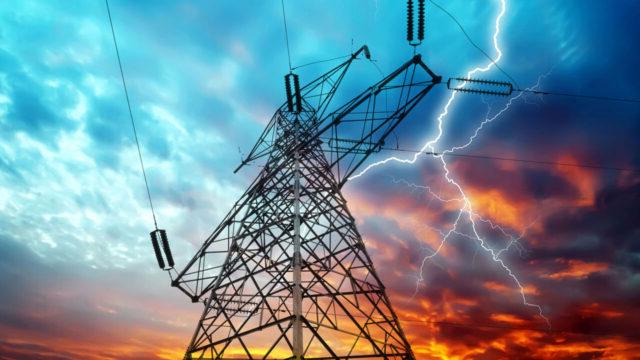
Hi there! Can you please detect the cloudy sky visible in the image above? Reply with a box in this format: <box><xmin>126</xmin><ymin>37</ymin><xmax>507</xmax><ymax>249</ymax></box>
<box><xmin>1</xmin><ymin>0</ymin><xmax>639</xmax><ymax>359</ymax></box>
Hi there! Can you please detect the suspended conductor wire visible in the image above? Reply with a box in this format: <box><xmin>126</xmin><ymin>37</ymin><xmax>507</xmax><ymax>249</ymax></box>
<box><xmin>515</xmin><ymin>88</ymin><xmax>640</xmax><ymax>104</ymax></box>
<box><xmin>429</xmin><ymin>0</ymin><xmax>520</xmax><ymax>89</ymax></box>
<box><xmin>379</xmin><ymin>146</ymin><xmax>640</xmax><ymax>173</ymax></box>
<box><xmin>292</xmin><ymin>54</ymin><xmax>351</xmax><ymax>71</ymax></box>
<box><xmin>280</xmin><ymin>0</ymin><xmax>293</xmax><ymax>72</ymax></box>
<box><xmin>105</xmin><ymin>0</ymin><xmax>158</xmax><ymax>230</ymax></box>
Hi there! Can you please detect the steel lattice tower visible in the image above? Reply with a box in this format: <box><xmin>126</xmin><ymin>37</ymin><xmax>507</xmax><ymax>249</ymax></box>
<box><xmin>157</xmin><ymin>47</ymin><xmax>441</xmax><ymax>359</ymax></box>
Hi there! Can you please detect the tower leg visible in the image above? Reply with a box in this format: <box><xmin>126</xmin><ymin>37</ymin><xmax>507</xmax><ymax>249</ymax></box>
<box><xmin>292</xmin><ymin>119</ymin><xmax>303</xmax><ymax>359</ymax></box>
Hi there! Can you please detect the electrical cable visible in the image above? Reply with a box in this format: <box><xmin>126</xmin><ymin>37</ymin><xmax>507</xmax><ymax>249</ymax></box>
<box><xmin>105</xmin><ymin>0</ymin><xmax>158</xmax><ymax>229</ymax></box>
<box><xmin>515</xmin><ymin>88</ymin><xmax>640</xmax><ymax>104</ymax></box>
<box><xmin>292</xmin><ymin>54</ymin><xmax>352</xmax><ymax>71</ymax></box>
<box><xmin>380</xmin><ymin>146</ymin><xmax>640</xmax><ymax>173</ymax></box>
<box><xmin>315</xmin><ymin>135</ymin><xmax>638</xmax><ymax>172</ymax></box>
<box><xmin>280</xmin><ymin>0</ymin><xmax>293</xmax><ymax>72</ymax></box>
<box><xmin>429</xmin><ymin>0</ymin><xmax>520</xmax><ymax>89</ymax></box>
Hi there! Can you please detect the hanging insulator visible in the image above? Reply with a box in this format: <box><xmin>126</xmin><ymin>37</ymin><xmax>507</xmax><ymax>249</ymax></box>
<box><xmin>293</xmin><ymin>74</ymin><xmax>302</xmax><ymax>113</ymax></box>
<box><xmin>407</xmin><ymin>0</ymin><xmax>414</xmax><ymax>42</ymax></box>
<box><xmin>284</xmin><ymin>75</ymin><xmax>294</xmax><ymax>112</ymax></box>
<box><xmin>417</xmin><ymin>0</ymin><xmax>425</xmax><ymax>41</ymax></box>
<box><xmin>159</xmin><ymin>229</ymin><xmax>175</xmax><ymax>268</ymax></box>
<box><xmin>447</xmin><ymin>77</ymin><xmax>514</xmax><ymax>96</ymax></box>
<box><xmin>150</xmin><ymin>229</ymin><xmax>175</xmax><ymax>269</ymax></box>
<box><xmin>362</xmin><ymin>45</ymin><xmax>371</xmax><ymax>60</ymax></box>
<box><xmin>150</xmin><ymin>230</ymin><xmax>165</xmax><ymax>269</ymax></box>
<box><xmin>285</xmin><ymin>73</ymin><xmax>302</xmax><ymax>114</ymax></box>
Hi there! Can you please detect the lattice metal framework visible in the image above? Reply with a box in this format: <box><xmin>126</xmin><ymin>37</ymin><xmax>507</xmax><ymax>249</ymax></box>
<box><xmin>168</xmin><ymin>47</ymin><xmax>441</xmax><ymax>359</ymax></box>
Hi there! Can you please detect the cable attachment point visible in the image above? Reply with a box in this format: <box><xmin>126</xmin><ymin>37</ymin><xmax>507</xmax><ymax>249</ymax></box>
<box><xmin>447</xmin><ymin>77</ymin><xmax>513</xmax><ymax>96</ymax></box>
<box><xmin>284</xmin><ymin>73</ymin><xmax>302</xmax><ymax>113</ymax></box>
<box><xmin>351</xmin><ymin>45</ymin><xmax>371</xmax><ymax>60</ymax></box>
<box><xmin>407</xmin><ymin>0</ymin><xmax>425</xmax><ymax>46</ymax></box>
<box><xmin>150</xmin><ymin>229</ymin><xmax>175</xmax><ymax>270</ymax></box>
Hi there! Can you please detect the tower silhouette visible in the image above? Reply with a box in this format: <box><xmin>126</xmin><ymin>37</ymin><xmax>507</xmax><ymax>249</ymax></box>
<box><xmin>162</xmin><ymin>47</ymin><xmax>441</xmax><ymax>359</ymax></box>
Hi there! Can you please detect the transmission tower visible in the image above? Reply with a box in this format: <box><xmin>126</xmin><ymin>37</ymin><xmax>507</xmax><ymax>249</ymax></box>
<box><xmin>142</xmin><ymin>2</ymin><xmax>441</xmax><ymax>358</ymax></box>
<box><xmin>150</xmin><ymin>44</ymin><xmax>442</xmax><ymax>359</ymax></box>
<box><xmin>104</xmin><ymin>0</ymin><xmax>569</xmax><ymax>357</ymax></box>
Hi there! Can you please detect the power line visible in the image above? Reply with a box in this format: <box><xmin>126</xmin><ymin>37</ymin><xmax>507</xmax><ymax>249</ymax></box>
<box><xmin>515</xmin><ymin>88</ymin><xmax>640</xmax><ymax>104</ymax></box>
<box><xmin>292</xmin><ymin>54</ymin><xmax>351</xmax><ymax>71</ymax></box>
<box><xmin>379</xmin><ymin>146</ymin><xmax>639</xmax><ymax>173</ymax></box>
<box><xmin>105</xmin><ymin>0</ymin><xmax>158</xmax><ymax>229</ymax></box>
<box><xmin>280</xmin><ymin>0</ymin><xmax>293</xmax><ymax>72</ymax></box>
<box><xmin>290</xmin><ymin>137</ymin><xmax>639</xmax><ymax>173</ymax></box>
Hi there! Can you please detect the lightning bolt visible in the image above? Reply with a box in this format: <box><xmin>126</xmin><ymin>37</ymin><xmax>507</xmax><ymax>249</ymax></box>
<box><xmin>389</xmin><ymin>175</ymin><xmax>538</xmax><ymax>304</ymax></box>
<box><xmin>352</xmin><ymin>0</ymin><xmax>551</xmax><ymax>326</ymax></box>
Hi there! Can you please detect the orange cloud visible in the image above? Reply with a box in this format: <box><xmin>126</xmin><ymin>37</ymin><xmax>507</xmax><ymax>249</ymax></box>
<box><xmin>577</xmin><ymin>303</ymin><xmax>624</xmax><ymax>319</ymax></box>
<box><xmin>490</xmin><ymin>313</ymin><xmax>527</xmax><ymax>325</ymax></box>
<box><xmin>484</xmin><ymin>281</ymin><xmax>539</xmax><ymax>296</ymax></box>
<box><xmin>466</xmin><ymin>188</ymin><xmax>530</xmax><ymax>231</ymax></box>
<box><xmin>554</xmin><ymin>154</ymin><xmax>597</xmax><ymax>207</ymax></box>
<box><xmin>484</xmin><ymin>281</ymin><xmax>510</xmax><ymax>294</ymax></box>
<box><xmin>544</xmin><ymin>259</ymin><xmax>608</xmax><ymax>280</ymax></box>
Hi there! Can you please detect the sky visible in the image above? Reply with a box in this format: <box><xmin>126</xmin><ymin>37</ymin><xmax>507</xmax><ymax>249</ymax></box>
<box><xmin>0</xmin><ymin>0</ymin><xmax>639</xmax><ymax>359</ymax></box>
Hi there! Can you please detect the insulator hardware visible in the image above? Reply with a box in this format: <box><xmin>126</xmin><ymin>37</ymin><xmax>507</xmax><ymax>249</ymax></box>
<box><xmin>407</xmin><ymin>0</ymin><xmax>425</xmax><ymax>45</ymax></box>
<box><xmin>351</xmin><ymin>45</ymin><xmax>371</xmax><ymax>60</ymax></box>
<box><xmin>284</xmin><ymin>76</ymin><xmax>294</xmax><ymax>112</ymax></box>
<box><xmin>329</xmin><ymin>138</ymin><xmax>383</xmax><ymax>155</ymax></box>
<box><xmin>211</xmin><ymin>295</ymin><xmax>260</xmax><ymax>315</ymax></box>
<box><xmin>284</xmin><ymin>73</ymin><xmax>302</xmax><ymax>114</ymax></box>
<box><xmin>150</xmin><ymin>230</ymin><xmax>164</xmax><ymax>269</ymax></box>
<box><xmin>418</xmin><ymin>0</ymin><xmax>425</xmax><ymax>41</ymax></box>
<box><xmin>293</xmin><ymin>74</ymin><xmax>302</xmax><ymax>113</ymax></box>
<box><xmin>446</xmin><ymin>77</ymin><xmax>514</xmax><ymax>96</ymax></box>
<box><xmin>407</xmin><ymin>0</ymin><xmax>414</xmax><ymax>42</ymax></box>
<box><xmin>150</xmin><ymin>229</ymin><xmax>175</xmax><ymax>270</ymax></box>
<box><xmin>362</xmin><ymin>45</ymin><xmax>371</xmax><ymax>59</ymax></box>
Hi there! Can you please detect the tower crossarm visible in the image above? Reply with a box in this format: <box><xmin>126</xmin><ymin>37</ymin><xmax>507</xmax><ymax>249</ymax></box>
<box><xmin>294</xmin><ymin>54</ymin><xmax>441</xmax><ymax>187</ymax></box>
<box><xmin>234</xmin><ymin>46</ymin><xmax>372</xmax><ymax>174</ymax></box>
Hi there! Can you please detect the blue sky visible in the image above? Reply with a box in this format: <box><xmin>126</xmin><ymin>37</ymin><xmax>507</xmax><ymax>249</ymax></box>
<box><xmin>0</xmin><ymin>0</ymin><xmax>519</xmax><ymax>268</ymax></box>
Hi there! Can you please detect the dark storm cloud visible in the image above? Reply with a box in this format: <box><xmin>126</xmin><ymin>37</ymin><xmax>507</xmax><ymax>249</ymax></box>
<box><xmin>508</xmin><ymin>181</ymin><xmax>640</xmax><ymax>340</ymax></box>
<box><xmin>536</xmin><ymin>182</ymin><xmax>640</xmax><ymax>263</ymax></box>
<box><xmin>447</xmin><ymin>158</ymin><xmax>582</xmax><ymax>202</ymax></box>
